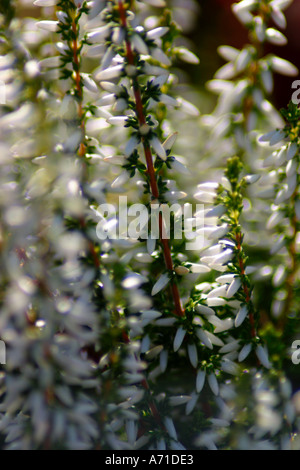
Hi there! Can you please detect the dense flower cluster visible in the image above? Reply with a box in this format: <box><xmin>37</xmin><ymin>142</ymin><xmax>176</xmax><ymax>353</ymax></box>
<box><xmin>0</xmin><ymin>0</ymin><xmax>299</xmax><ymax>450</ymax></box>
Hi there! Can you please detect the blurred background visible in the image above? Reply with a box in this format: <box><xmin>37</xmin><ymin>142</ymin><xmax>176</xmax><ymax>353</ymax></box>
<box><xmin>176</xmin><ymin>0</ymin><xmax>300</xmax><ymax>111</ymax></box>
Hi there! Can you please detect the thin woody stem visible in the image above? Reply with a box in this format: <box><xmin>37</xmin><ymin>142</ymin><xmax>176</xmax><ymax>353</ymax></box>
<box><xmin>118</xmin><ymin>0</ymin><xmax>184</xmax><ymax>318</ymax></box>
<box><xmin>71</xmin><ymin>18</ymin><xmax>86</xmax><ymax>157</ymax></box>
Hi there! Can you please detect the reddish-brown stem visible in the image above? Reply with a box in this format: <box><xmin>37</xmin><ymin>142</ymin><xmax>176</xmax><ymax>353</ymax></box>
<box><xmin>118</xmin><ymin>0</ymin><xmax>184</xmax><ymax>318</ymax></box>
<box><xmin>72</xmin><ymin>19</ymin><xmax>86</xmax><ymax>157</ymax></box>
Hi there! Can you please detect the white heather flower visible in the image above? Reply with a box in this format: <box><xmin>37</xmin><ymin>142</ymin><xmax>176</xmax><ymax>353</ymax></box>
<box><xmin>238</xmin><ymin>343</ymin><xmax>252</xmax><ymax>362</ymax></box>
<box><xmin>207</xmin><ymin>224</ymin><xmax>229</xmax><ymax>240</ymax></box>
<box><xmin>131</xmin><ymin>34</ymin><xmax>148</xmax><ymax>55</ymax></box>
<box><xmin>208</xmin><ymin>373</ymin><xmax>219</xmax><ymax>396</ymax></box>
<box><xmin>244</xmin><ymin>174</ymin><xmax>260</xmax><ymax>184</ymax></box>
<box><xmin>162</xmin><ymin>132</ymin><xmax>178</xmax><ymax>151</ymax></box>
<box><xmin>211</xmin><ymin>248</ymin><xmax>234</xmax><ymax>266</ymax></box>
<box><xmin>218</xmin><ymin>45</ymin><xmax>240</xmax><ymax>61</ymax></box>
<box><xmin>196</xmin><ymin>328</ymin><xmax>213</xmax><ymax>350</ymax></box>
<box><xmin>226</xmin><ymin>277</ymin><xmax>242</xmax><ymax>298</ymax></box>
<box><xmin>34</xmin><ymin>0</ymin><xmax>57</xmax><ymax>5</ymax></box>
<box><xmin>124</xmin><ymin>136</ymin><xmax>139</xmax><ymax>157</ymax></box>
<box><xmin>205</xmin><ymin>205</ymin><xmax>227</xmax><ymax>218</ymax></box>
<box><xmin>125</xmin><ymin>64</ymin><xmax>138</xmax><ymax>77</ymax></box>
<box><xmin>160</xmin><ymin>94</ymin><xmax>178</xmax><ymax>107</ymax></box>
<box><xmin>140</xmin><ymin>335</ymin><xmax>151</xmax><ymax>353</ymax></box>
<box><xmin>256</xmin><ymin>345</ymin><xmax>272</xmax><ymax>369</ymax></box>
<box><xmin>286</xmin><ymin>159</ymin><xmax>297</xmax><ymax>178</ymax></box>
<box><xmin>36</xmin><ymin>20</ymin><xmax>59</xmax><ymax>32</ymax></box>
<box><xmin>169</xmin><ymin>395</ymin><xmax>191</xmax><ymax>406</ymax></box>
<box><xmin>39</xmin><ymin>56</ymin><xmax>60</xmax><ymax>68</ymax></box>
<box><xmin>164</xmin><ymin>417</ymin><xmax>177</xmax><ymax>440</ymax></box>
<box><xmin>187</xmin><ymin>343</ymin><xmax>198</xmax><ymax>368</ymax></box>
<box><xmin>143</xmin><ymin>63</ymin><xmax>169</xmax><ymax>77</ymax></box>
<box><xmin>271</xmin><ymin>7</ymin><xmax>287</xmax><ymax>29</ymax></box>
<box><xmin>206</xmin><ymin>297</ymin><xmax>227</xmax><ymax>307</ymax></box>
<box><xmin>235</xmin><ymin>48</ymin><xmax>252</xmax><ymax>72</ymax></box>
<box><xmin>234</xmin><ymin>0</ymin><xmax>257</xmax><ymax>11</ymax></box>
<box><xmin>146</xmin><ymin>27</ymin><xmax>169</xmax><ymax>40</ymax></box>
<box><xmin>190</xmin><ymin>263</ymin><xmax>211</xmax><ymax>274</ymax></box>
<box><xmin>207</xmin><ymin>79</ymin><xmax>234</xmax><ymax>94</ymax></box>
<box><xmin>170</xmin><ymin>440</ymin><xmax>186</xmax><ymax>451</ymax></box>
<box><xmin>270</xmin><ymin>0</ymin><xmax>293</xmax><ymax>9</ymax></box>
<box><xmin>173</xmin><ymin>326</ymin><xmax>186</xmax><ymax>352</ymax></box>
<box><xmin>232</xmin><ymin>4</ymin><xmax>253</xmax><ymax>24</ymax></box>
<box><xmin>147</xmin><ymin>237</ymin><xmax>156</xmax><ymax>255</ymax></box>
<box><xmin>221</xmin><ymin>358</ymin><xmax>239</xmax><ymax>375</ymax></box>
<box><xmin>265</xmin><ymin>28</ymin><xmax>287</xmax><ymax>45</ymax></box>
<box><xmin>235</xmin><ymin>305</ymin><xmax>248</xmax><ymax>327</ymax></box>
<box><xmin>126</xmin><ymin>420</ymin><xmax>138</xmax><ymax>445</ymax></box>
<box><xmin>87</xmin><ymin>26</ymin><xmax>111</xmax><ymax>43</ymax></box>
<box><xmin>151</xmin><ymin>48</ymin><xmax>171</xmax><ymax>66</ymax></box>
<box><xmin>194</xmin><ymin>190</ymin><xmax>216</xmax><ymax>204</ymax></box>
<box><xmin>270</xmin><ymin>234</ymin><xmax>285</xmax><ymax>254</ymax></box>
<box><xmin>107</xmin><ymin>116</ymin><xmax>128</xmax><ymax>126</ymax></box>
<box><xmin>175</xmin><ymin>47</ymin><xmax>200</xmax><ymax>64</ymax></box>
<box><xmin>175</xmin><ymin>266</ymin><xmax>190</xmax><ymax>276</ymax></box>
<box><xmin>287</xmin><ymin>142</ymin><xmax>298</xmax><ymax>160</ymax></box>
<box><xmin>143</xmin><ymin>0</ymin><xmax>166</xmax><ymax>6</ymax></box>
<box><xmin>216</xmin><ymin>274</ymin><xmax>236</xmax><ymax>284</ymax></box>
<box><xmin>207</xmin><ymin>285</ymin><xmax>228</xmax><ymax>298</ymax></box>
<box><xmin>270</xmin><ymin>56</ymin><xmax>298</xmax><ymax>76</ymax></box>
<box><xmin>220</xmin><ymin>339</ymin><xmax>240</xmax><ymax>354</ymax></box>
<box><xmin>100</xmin><ymin>81</ymin><xmax>122</xmax><ymax>94</ymax></box>
<box><xmin>151</xmin><ymin>273</ymin><xmax>170</xmax><ymax>296</ymax></box>
<box><xmin>111</xmin><ymin>170</ymin><xmax>130</xmax><ymax>189</ymax></box>
<box><xmin>156</xmin><ymin>439</ymin><xmax>166</xmax><ymax>450</ymax></box>
<box><xmin>24</xmin><ymin>60</ymin><xmax>40</xmax><ymax>78</ymax></box>
<box><xmin>85</xmin><ymin>46</ymin><xmax>104</xmax><ymax>62</ymax></box>
<box><xmin>205</xmin><ymin>331</ymin><xmax>224</xmax><ymax>347</ymax></box>
<box><xmin>94</xmin><ymin>64</ymin><xmax>123</xmax><ymax>82</ymax></box>
<box><xmin>150</xmin><ymin>136</ymin><xmax>167</xmax><ymax>160</ymax></box>
<box><xmin>171</xmin><ymin>158</ymin><xmax>190</xmax><ymax>175</ymax></box>
<box><xmin>186</xmin><ymin>392</ymin><xmax>199</xmax><ymax>415</ymax></box>
<box><xmin>177</xmin><ymin>97</ymin><xmax>200</xmax><ymax>117</ymax></box>
<box><xmin>141</xmin><ymin>310</ymin><xmax>162</xmax><ymax>321</ymax></box>
<box><xmin>254</xmin><ymin>16</ymin><xmax>265</xmax><ymax>42</ymax></box>
<box><xmin>270</xmin><ymin>130</ymin><xmax>286</xmax><ymax>146</ymax></box>
<box><xmin>261</xmin><ymin>67</ymin><xmax>274</xmax><ymax>94</ymax></box>
<box><xmin>195</xmin><ymin>304</ymin><xmax>215</xmax><ymax>316</ymax></box>
<box><xmin>159</xmin><ymin>350</ymin><xmax>168</xmax><ymax>372</ymax></box>
<box><xmin>196</xmin><ymin>370</ymin><xmax>206</xmax><ymax>393</ymax></box>
<box><xmin>273</xmin><ymin>265</ymin><xmax>286</xmax><ymax>287</ymax></box>
<box><xmin>82</xmin><ymin>74</ymin><xmax>98</xmax><ymax>94</ymax></box>
<box><xmin>112</xmin><ymin>27</ymin><xmax>125</xmax><ymax>45</ymax></box>
<box><xmin>145</xmin><ymin>345</ymin><xmax>164</xmax><ymax>360</ymax></box>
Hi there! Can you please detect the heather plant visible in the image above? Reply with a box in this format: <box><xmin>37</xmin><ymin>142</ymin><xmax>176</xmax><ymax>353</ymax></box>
<box><xmin>0</xmin><ymin>0</ymin><xmax>299</xmax><ymax>451</ymax></box>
